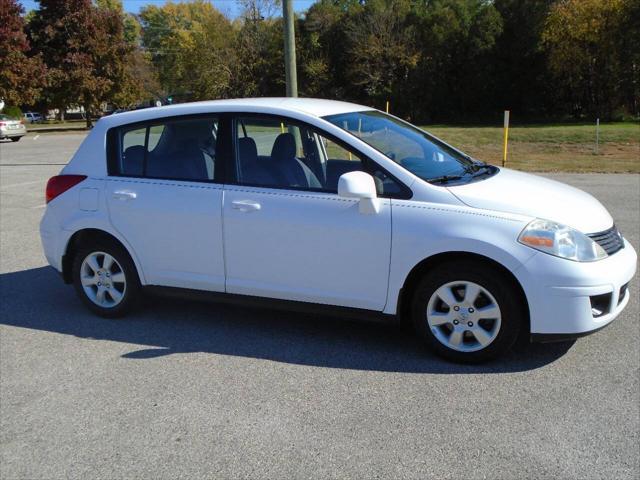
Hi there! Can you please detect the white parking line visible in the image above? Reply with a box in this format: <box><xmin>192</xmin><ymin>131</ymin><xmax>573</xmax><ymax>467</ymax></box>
<box><xmin>30</xmin><ymin>204</ymin><xmax>46</xmax><ymax>209</ymax></box>
<box><xmin>0</xmin><ymin>179</ymin><xmax>43</xmax><ymax>190</ymax></box>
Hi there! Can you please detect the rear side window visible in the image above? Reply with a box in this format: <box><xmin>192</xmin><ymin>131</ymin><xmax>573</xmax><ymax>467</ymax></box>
<box><xmin>110</xmin><ymin>116</ymin><xmax>219</xmax><ymax>182</ymax></box>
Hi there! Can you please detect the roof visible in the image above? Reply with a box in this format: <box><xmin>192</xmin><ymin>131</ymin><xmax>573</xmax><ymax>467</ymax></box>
<box><xmin>99</xmin><ymin>97</ymin><xmax>374</xmax><ymax>128</ymax></box>
<box><xmin>189</xmin><ymin>97</ymin><xmax>374</xmax><ymax>117</ymax></box>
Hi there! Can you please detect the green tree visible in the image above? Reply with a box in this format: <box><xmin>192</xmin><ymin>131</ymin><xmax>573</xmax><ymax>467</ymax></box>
<box><xmin>299</xmin><ymin>0</ymin><xmax>360</xmax><ymax>99</ymax></box>
<box><xmin>93</xmin><ymin>3</ymin><xmax>145</xmax><ymax>112</ymax></box>
<box><xmin>617</xmin><ymin>0</ymin><xmax>640</xmax><ymax>117</ymax></box>
<box><xmin>491</xmin><ymin>0</ymin><xmax>555</xmax><ymax>117</ymax></box>
<box><xmin>139</xmin><ymin>1</ymin><xmax>237</xmax><ymax>100</ymax></box>
<box><xmin>94</xmin><ymin>0</ymin><xmax>142</xmax><ymax>45</ymax></box>
<box><xmin>542</xmin><ymin>0</ymin><xmax>628</xmax><ymax>118</ymax></box>
<box><xmin>232</xmin><ymin>0</ymin><xmax>285</xmax><ymax>97</ymax></box>
<box><xmin>298</xmin><ymin>0</ymin><xmax>503</xmax><ymax>121</ymax></box>
<box><xmin>408</xmin><ymin>0</ymin><xmax>503</xmax><ymax>121</ymax></box>
<box><xmin>0</xmin><ymin>0</ymin><xmax>46</xmax><ymax>107</ymax></box>
<box><xmin>342</xmin><ymin>0</ymin><xmax>420</xmax><ymax>111</ymax></box>
<box><xmin>96</xmin><ymin>0</ymin><xmax>160</xmax><ymax>104</ymax></box>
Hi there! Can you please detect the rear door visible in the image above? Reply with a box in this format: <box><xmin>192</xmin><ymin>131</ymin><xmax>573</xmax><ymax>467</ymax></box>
<box><xmin>105</xmin><ymin>114</ymin><xmax>227</xmax><ymax>291</ymax></box>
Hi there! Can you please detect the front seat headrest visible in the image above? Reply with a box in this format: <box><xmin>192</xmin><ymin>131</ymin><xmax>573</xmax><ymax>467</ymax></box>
<box><xmin>271</xmin><ymin>133</ymin><xmax>296</xmax><ymax>162</ymax></box>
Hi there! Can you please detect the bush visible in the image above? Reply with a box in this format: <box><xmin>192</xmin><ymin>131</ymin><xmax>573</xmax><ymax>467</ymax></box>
<box><xmin>2</xmin><ymin>105</ymin><xmax>23</xmax><ymax>119</ymax></box>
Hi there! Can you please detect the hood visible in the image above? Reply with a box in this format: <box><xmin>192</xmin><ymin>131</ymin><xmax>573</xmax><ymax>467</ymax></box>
<box><xmin>447</xmin><ymin>168</ymin><xmax>613</xmax><ymax>234</ymax></box>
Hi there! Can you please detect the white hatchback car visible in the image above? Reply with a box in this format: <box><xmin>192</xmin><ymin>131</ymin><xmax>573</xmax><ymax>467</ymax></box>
<box><xmin>40</xmin><ymin>98</ymin><xmax>636</xmax><ymax>362</ymax></box>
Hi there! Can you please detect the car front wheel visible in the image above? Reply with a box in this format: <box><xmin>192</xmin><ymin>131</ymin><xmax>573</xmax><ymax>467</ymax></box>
<box><xmin>411</xmin><ymin>261</ymin><xmax>523</xmax><ymax>363</ymax></box>
<box><xmin>72</xmin><ymin>241</ymin><xmax>140</xmax><ymax>317</ymax></box>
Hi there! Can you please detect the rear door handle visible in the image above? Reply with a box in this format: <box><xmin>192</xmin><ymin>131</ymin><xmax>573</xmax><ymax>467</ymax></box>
<box><xmin>112</xmin><ymin>190</ymin><xmax>137</xmax><ymax>201</ymax></box>
<box><xmin>231</xmin><ymin>200</ymin><xmax>261</xmax><ymax>212</ymax></box>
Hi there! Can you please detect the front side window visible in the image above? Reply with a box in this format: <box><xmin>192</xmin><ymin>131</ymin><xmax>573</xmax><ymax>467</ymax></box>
<box><xmin>235</xmin><ymin>116</ymin><xmax>327</xmax><ymax>190</ymax></box>
<box><xmin>234</xmin><ymin>116</ymin><xmax>405</xmax><ymax>196</ymax></box>
<box><xmin>113</xmin><ymin>116</ymin><xmax>219</xmax><ymax>182</ymax></box>
<box><xmin>324</xmin><ymin>110</ymin><xmax>497</xmax><ymax>185</ymax></box>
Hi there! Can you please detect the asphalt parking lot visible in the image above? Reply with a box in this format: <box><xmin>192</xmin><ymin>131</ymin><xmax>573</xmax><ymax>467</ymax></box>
<box><xmin>1</xmin><ymin>132</ymin><xmax>639</xmax><ymax>479</ymax></box>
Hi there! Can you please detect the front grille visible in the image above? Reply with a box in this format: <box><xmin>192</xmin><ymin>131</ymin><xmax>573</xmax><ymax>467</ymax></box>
<box><xmin>587</xmin><ymin>225</ymin><xmax>624</xmax><ymax>255</ymax></box>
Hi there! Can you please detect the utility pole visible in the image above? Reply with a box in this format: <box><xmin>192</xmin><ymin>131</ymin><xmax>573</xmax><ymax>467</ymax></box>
<box><xmin>282</xmin><ymin>0</ymin><xmax>298</xmax><ymax>97</ymax></box>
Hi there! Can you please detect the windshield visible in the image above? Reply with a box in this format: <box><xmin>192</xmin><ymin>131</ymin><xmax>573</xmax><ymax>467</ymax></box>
<box><xmin>323</xmin><ymin>110</ymin><xmax>495</xmax><ymax>184</ymax></box>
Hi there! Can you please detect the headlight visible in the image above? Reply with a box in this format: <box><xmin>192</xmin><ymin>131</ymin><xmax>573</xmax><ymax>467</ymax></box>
<box><xmin>518</xmin><ymin>218</ymin><xmax>607</xmax><ymax>262</ymax></box>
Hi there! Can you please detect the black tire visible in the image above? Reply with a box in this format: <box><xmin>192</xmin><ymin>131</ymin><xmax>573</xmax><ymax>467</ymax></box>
<box><xmin>10</xmin><ymin>137</ymin><xmax>21</xmax><ymax>142</ymax></box>
<box><xmin>72</xmin><ymin>239</ymin><xmax>140</xmax><ymax>318</ymax></box>
<box><xmin>411</xmin><ymin>260</ymin><xmax>524</xmax><ymax>363</ymax></box>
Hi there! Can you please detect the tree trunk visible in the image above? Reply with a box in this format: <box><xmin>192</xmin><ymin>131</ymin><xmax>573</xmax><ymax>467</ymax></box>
<box><xmin>85</xmin><ymin>105</ymin><xmax>92</xmax><ymax>129</ymax></box>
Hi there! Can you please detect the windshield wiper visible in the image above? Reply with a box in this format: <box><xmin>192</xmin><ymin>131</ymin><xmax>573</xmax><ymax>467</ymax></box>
<box><xmin>427</xmin><ymin>174</ymin><xmax>466</xmax><ymax>184</ymax></box>
<box><xmin>429</xmin><ymin>163</ymin><xmax>494</xmax><ymax>184</ymax></box>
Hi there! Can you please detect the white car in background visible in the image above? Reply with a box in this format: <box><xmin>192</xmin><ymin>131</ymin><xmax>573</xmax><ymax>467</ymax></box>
<box><xmin>0</xmin><ymin>114</ymin><xmax>27</xmax><ymax>142</ymax></box>
<box><xmin>39</xmin><ymin>98</ymin><xmax>636</xmax><ymax>362</ymax></box>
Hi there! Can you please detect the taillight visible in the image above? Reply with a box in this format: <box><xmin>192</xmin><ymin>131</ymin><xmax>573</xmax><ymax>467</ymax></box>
<box><xmin>45</xmin><ymin>175</ymin><xmax>87</xmax><ymax>204</ymax></box>
<box><xmin>0</xmin><ymin>122</ymin><xmax>5</xmax><ymax>127</ymax></box>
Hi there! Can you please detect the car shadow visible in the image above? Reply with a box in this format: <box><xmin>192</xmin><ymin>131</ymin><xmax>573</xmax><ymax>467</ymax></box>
<box><xmin>0</xmin><ymin>267</ymin><xmax>574</xmax><ymax>373</ymax></box>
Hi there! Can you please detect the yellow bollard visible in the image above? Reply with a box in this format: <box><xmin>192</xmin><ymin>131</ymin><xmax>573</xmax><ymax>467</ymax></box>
<box><xmin>386</xmin><ymin>101</ymin><xmax>390</xmax><ymax>114</ymax></box>
<box><xmin>502</xmin><ymin>110</ymin><xmax>510</xmax><ymax>167</ymax></box>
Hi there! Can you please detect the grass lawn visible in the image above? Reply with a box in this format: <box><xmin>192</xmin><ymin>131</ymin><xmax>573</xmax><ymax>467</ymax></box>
<box><xmin>422</xmin><ymin>122</ymin><xmax>639</xmax><ymax>173</ymax></box>
<box><xmin>27</xmin><ymin>120</ymin><xmax>87</xmax><ymax>131</ymax></box>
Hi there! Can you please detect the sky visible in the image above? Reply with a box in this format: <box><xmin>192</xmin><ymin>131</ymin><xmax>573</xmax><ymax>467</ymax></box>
<box><xmin>20</xmin><ymin>0</ymin><xmax>317</xmax><ymax>18</ymax></box>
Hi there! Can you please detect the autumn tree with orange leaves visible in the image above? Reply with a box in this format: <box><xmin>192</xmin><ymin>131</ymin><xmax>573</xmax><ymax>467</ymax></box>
<box><xmin>0</xmin><ymin>0</ymin><xmax>46</xmax><ymax>108</ymax></box>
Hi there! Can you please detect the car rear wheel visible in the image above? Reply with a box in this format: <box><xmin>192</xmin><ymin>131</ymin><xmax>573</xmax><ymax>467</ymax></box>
<box><xmin>10</xmin><ymin>137</ymin><xmax>21</xmax><ymax>142</ymax></box>
<box><xmin>72</xmin><ymin>241</ymin><xmax>140</xmax><ymax>317</ymax></box>
<box><xmin>411</xmin><ymin>261</ymin><xmax>523</xmax><ymax>363</ymax></box>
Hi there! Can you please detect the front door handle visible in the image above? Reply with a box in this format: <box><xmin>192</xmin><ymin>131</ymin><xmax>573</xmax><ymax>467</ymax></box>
<box><xmin>231</xmin><ymin>200</ymin><xmax>261</xmax><ymax>212</ymax></box>
<box><xmin>112</xmin><ymin>190</ymin><xmax>137</xmax><ymax>201</ymax></box>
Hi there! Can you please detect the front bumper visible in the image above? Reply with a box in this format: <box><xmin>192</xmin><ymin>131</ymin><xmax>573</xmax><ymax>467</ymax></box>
<box><xmin>516</xmin><ymin>238</ymin><xmax>637</xmax><ymax>340</ymax></box>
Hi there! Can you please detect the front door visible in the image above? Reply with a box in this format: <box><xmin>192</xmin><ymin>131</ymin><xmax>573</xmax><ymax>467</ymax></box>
<box><xmin>223</xmin><ymin>114</ymin><xmax>392</xmax><ymax>310</ymax></box>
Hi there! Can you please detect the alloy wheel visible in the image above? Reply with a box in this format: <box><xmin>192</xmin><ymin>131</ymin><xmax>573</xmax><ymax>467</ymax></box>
<box><xmin>426</xmin><ymin>280</ymin><xmax>502</xmax><ymax>352</ymax></box>
<box><xmin>80</xmin><ymin>251</ymin><xmax>127</xmax><ymax>308</ymax></box>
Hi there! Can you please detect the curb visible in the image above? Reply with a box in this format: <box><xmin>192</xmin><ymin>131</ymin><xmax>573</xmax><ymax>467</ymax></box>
<box><xmin>26</xmin><ymin>126</ymin><xmax>89</xmax><ymax>133</ymax></box>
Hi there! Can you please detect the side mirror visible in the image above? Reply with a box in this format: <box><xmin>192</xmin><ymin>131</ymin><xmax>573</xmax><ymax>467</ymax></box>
<box><xmin>338</xmin><ymin>171</ymin><xmax>380</xmax><ymax>214</ymax></box>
